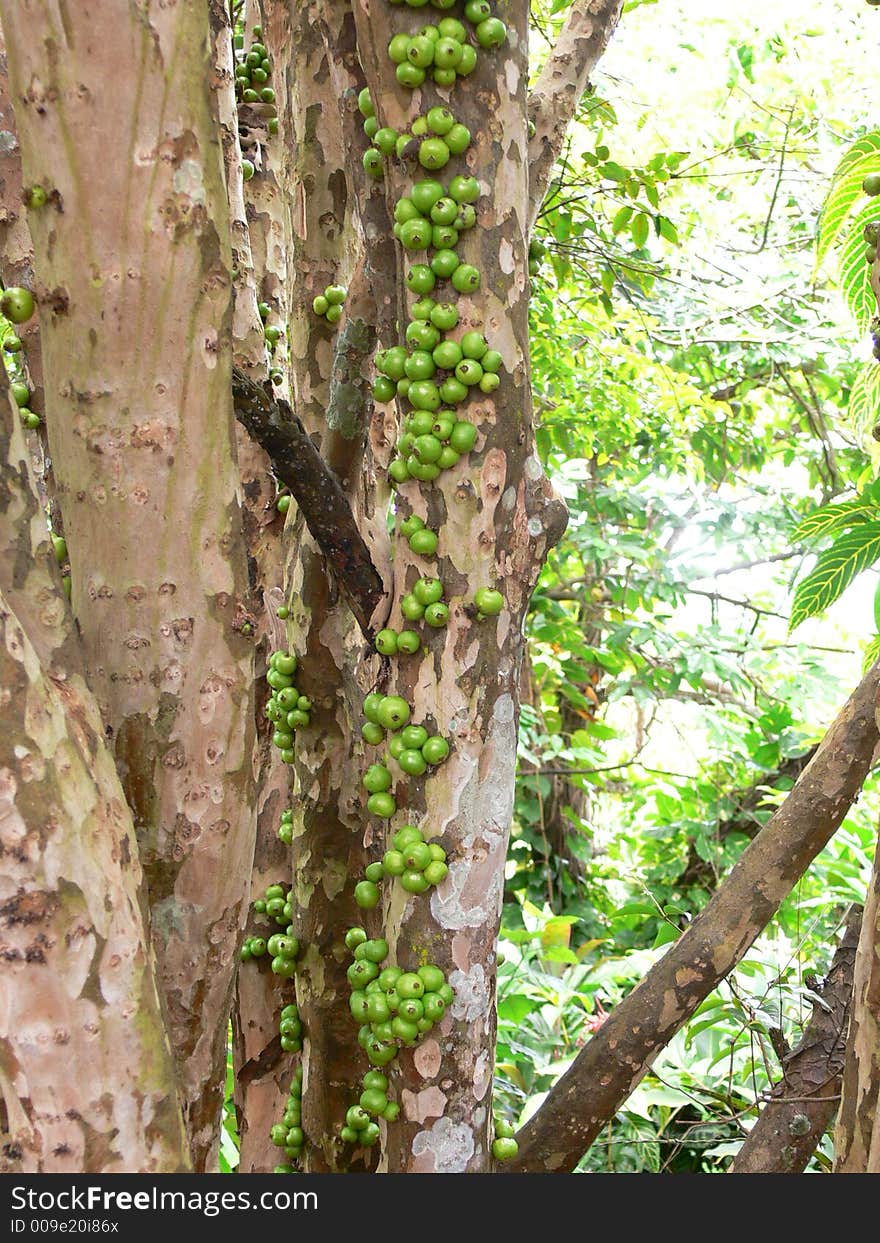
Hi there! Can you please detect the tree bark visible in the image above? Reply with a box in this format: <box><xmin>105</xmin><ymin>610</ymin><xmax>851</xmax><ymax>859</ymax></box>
<box><xmin>507</xmin><ymin>659</ymin><xmax>880</xmax><ymax>1172</ymax></box>
<box><xmin>729</xmin><ymin>905</ymin><xmax>860</xmax><ymax>1173</ymax></box>
<box><xmin>0</xmin><ymin>0</ymin><xmax>257</xmax><ymax>1168</ymax></box>
<box><xmin>834</xmin><ymin>831</ymin><xmax>880</xmax><ymax>1171</ymax></box>
<box><xmin>0</xmin><ymin>373</ymin><xmax>190</xmax><ymax>1173</ymax></box>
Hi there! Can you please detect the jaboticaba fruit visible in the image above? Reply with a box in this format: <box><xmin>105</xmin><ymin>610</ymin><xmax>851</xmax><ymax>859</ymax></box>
<box><xmin>0</xmin><ymin>287</ymin><xmax>35</xmax><ymax>324</ymax></box>
<box><xmin>864</xmin><ymin>172</ymin><xmax>880</xmax><ymax>197</ymax></box>
<box><xmin>474</xmin><ymin>587</ymin><xmax>504</xmax><ymax>616</ymax></box>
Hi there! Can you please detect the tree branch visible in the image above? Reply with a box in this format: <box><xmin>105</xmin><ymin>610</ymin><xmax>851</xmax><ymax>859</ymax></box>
<box><xmin>231</xmin><ymin>365</ymin><xmax>385</xmax><ymax>637</ymax></box>
<box><xmin>504</xmin><ymin>659</ymin><xmax>880</xmax><ymax>1172</ymax></box>
<box><xmin>729</xmin><ymin>905</ymin><xmax>861</xmax><ymax>1173</ymax></box>
<box><xmin>527</xmin><ymin>0</ymin><xmax>624</xmax><ymax>231</ymax></box>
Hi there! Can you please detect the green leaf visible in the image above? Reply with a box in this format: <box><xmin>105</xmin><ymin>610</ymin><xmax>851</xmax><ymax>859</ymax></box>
<box><xmin>631</xmin><ymin>212</ymin><xmax>650</xmax><ymax>248</ymax></box>
<box><xmin>790</xmin><ymin>521</ymin><xmax>880</xmax><ymax>631</ymax></box>
<box><xmin>816</xmin><ymin>131</ymin><xmax>880</xmax><ymax>268</ymax></box>
<box><xmin>848</xmin><ymin>360</ymin><xmax>880</xmax><ymax>444</ymax></box>
<box><xmin>793</xmin><ymin>497</ymin><xmax>880</xmax><ymax>542</ymax></box>
<box><xmin>612</xmin><ymin>206</ymin><xmax>634</xmax><ymax>235</ymax></box>
<box><xmin>839</xmin><ymin>206</ymin><xmax>880</xmax><ymax>332</ymax></box>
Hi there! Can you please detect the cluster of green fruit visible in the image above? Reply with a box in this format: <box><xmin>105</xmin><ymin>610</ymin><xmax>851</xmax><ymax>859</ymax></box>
<box><xmin>271</xmin><ymin>1065</ymin><xmax>304</xmax><ymax>1172</ymax></box>
<box><xmin>2</xmin><ymin>289</ymin><xmax>39</xmax><ymax>427</ymax></box>
<box><xmin>344</xmin><ymin>925</ymin><xmax>455</xmax><ymax>1069</ymax></box>
<box><xmin>312</xmin><ymin>283</ymin><xmax>347</xmax><ymax>325</ymax></box>
<box><xmin>233</xmin><ymin>24</ymin><xmax>279</xmax><ymax>150</ymax></box>
<box><xmin>257</xmin><ymin>299</ymin><xmax>285</xmax><ymax>360</ymax></box>
<box><xmin>379</xmin><ymin>575</ymin><xmax>450</xmax><ymax>642</ymax></box>
<box><xmin>265</xmin><ymin>649</ymin><xmax>311</xmax><ymax>762</ymax></box>
<box><xmin>278</xmin><ymin>1000</ymin><xmax>303</xmax><ymax>1055</ymax></box>
<box><xmin>864</xmin><ymin>220</ymin><xmax>879</xmax><ymax>265</ymax></box>
<box><xmin>361</xmin><ymin>96</ymin><xmax>473</xmax><ymax>177</ymax></box>
<box><xmin>383</xmin><ymin>7</ymin><xmax>506</xmax><ymax>92</ymax></box>
<box><xmin>278</xmin><ymin>806</ymin><xmax>294</xmax><ymax>845</ymax></box>
<box><xmin>357</xmin><ymin>695</ymin><xmax>450</xmax><ymax>822</ymax></box>
<box><xmin>339</xmin><ymin>1069</ymin><xmax>400</xmax><ymax>1148</ymax></box>
<box><xmin>398</xmin><ymin>514</ymin><xmax>439</xmax><ymax>556</ymax></box>
<box><xmin>359</xmin><ymin>823</ymin><xmax>450</xmax><ymax>907</ymax></box>
<box><xmin>240</xmin><ymin>882</ymin><xmax>300</xmax><ymax>977</ymax></box>
<box><xmin>492</xmin><ymin>1117</ymin><xmax>518</xmax><ymax>1161</ymax></box>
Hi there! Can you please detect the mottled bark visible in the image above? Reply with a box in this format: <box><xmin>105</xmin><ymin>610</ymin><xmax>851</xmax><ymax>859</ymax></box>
<box><xmin>508</xmin><ymin>660</ymin><xmax>880</xmax><ymax>1172</ymax></box>
<box><xmin>0</xmin><ymin>0</ymin><xmax>256</xmax><ymax>1167</ymax></box>
<box><xmin>0</xmin><ymin>373</ymin><xmax>189</xmax><ymax>1173</ymax></box>
<box><xmin>527</xmin><ymin>0</ymin><xmax>623</xmax><ymax>230</ymax></box>
<box><xmin>834</xmin><ymin>832</ymin><xmax>880</xmax><ymax>1171</ymax></box>
<box><xmin>729</xmin><ymin>906</ymin><xmax>860</xmax><ymax>1173</ymax></box>
<box><xmin>354</xmin><ymin>0</ymin><xmax>567</xmax><ymax>1173</ymax></box>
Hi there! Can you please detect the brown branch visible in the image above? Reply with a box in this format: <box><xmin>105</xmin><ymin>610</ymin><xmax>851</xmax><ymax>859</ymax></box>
<box><xmin>527</xmin><ymin>0</ymin><xmax>624</xmax><ymax>231</ymax></box>
<box><xmin>231</xmin><ymin>365</ymin><xmax>385</xmax><ymax>637</ymax></box>
<box><xmin>504</xmin><ymin>659</ymin><xmax>880</xmax><ymax>1172</ymax></box>
<box><xmin>729</xmin><ymin>905</ymin><xmax>861</xmax><ymax>1173</ymax></box>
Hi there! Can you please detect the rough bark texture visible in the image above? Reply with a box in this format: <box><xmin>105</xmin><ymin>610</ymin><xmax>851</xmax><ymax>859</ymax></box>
<box><xmin>834</xmin><ymin>832</ymin><xmax>880</xmax><ymax>1171</ymax></box>
<box><xmin>0</xmin><ymin>0</ymin><xmax>256</xmax><ymax>1167</ymax></box>
<box><xmin>0</xmin><ymin>374</ymin><xmax>189</xmax><ymax>1173</ymax></box>
<box><xmin>354</xmin><ymin>0</ymin><xmax>567</xmax><ymax>1172</ymax></box>
<box><xmin>507</xmin><ymin>660</ymin><xmax>880</xmax><ymax>1172</ymax></box>
<box><xmin>526</xmin><ymin>0</ymin><xmax>623</xmax><ymax>229</ymax></box>
<box><xmin>729</xmin><ymin>905</ymin><xmax>861</xmax><ymax>1173</ymax></box>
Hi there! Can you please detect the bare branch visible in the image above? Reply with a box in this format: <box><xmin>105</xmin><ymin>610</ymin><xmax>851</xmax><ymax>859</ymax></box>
<box><xmin>504</xmin><ymin>659</ymin><xmax>880</xmax><ymax>1173</ymax></box>
<box><xmin>527</xmin><ymin>0</ymin><xmax>624</xmax><ymax>231</ymax></box>
<box><xmin>231</xmin><ymin>366</ymin><xmax>385</xmax><ymax>637</ymax></box>
<box><xmin>729</xmin><ymin>905</ymin><xmax>860</xmax><ymax>1173</ymax></box>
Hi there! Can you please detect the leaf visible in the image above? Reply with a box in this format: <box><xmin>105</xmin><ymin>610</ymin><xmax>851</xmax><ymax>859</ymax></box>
<box><xmin>631</xmin><ymin>212</ymin><xmax>650</xmax><ymax>248</ymax></box>
<box><xmin>816</xmin><ymin>131</ymin><xmax>880</xmax><ymax>268</ymax></box>
<box><xmin>863</xmin><ymin>634</ymin><xmax>880</xmax><ymax>672</ymax></box>
<box><xmin>497</xmin><ymin>995</ymin><xmax>538</xmax><ymax>1024</ymax></box>
<box><xmin>848</xmin><ymin>360</ymin><xmax>880</xmax><ymax>444</ymax></box>
<box><xmin>652</xmin><ymin>922</ymin><xmax>680</xmax><ymax>948</ymax></box>
<box><xmin>790</xmin><ymin>521</ymin><xmax>880</xmax><ymax>631</ymax></box>
<box><xmin>793</xmin><ymin>497</ymin><xmax>880</xmax><ymax>542</ymax></box>
<box><xmin>839</xmin><ymin>206</ymin><xmax>880</xmax><ymax>332</ymax></box>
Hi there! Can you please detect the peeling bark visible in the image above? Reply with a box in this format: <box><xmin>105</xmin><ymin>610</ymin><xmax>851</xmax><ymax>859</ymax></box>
<box><xmin>526</xmin><ymin>0</ymin><xmax>623</xmax><ymax>231</ymax></box>
<box><xmin>834</xmin><ymin>832</ymin><xmax>880</xmax><ymax>1171</ymax></box>
<box><xmin>507</xmin><ymin>660</ymin><xmax>880</xmax><ymax>1172</ymax></box>
<box><xmin>0</xmin><ymin>373</ymin><xmax>189</xmax><ymax>1173</ymax></box>
<box><xmin>0</xmin><ymin>0</ymin><xmax>256</xmax><ymax>1167</ymax></box>
<box><xmin>729</xmin><ymin>906</ymin><xmax>860</xmax><ymax>1173</ymax></box>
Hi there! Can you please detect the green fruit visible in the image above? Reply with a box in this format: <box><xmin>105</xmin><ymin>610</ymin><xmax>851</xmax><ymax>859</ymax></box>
<box><xmin>438</xmin><ymin>16</ymin><xmax>467</xmax><ymax>39</ymax></box>
<box><xmin>422</xmin><ymin>735</ymin><xmax>450</xmax><ymax>764</ymax></box>
<box><xmin>396</xmin><ymin>972</ymin><xmax>425</xmax><ymax>1000</ymax></box>
<box><xmin>440</xmin><ymin>376</ymin><xmax>468</xmax><ymax>405</ymax></box>
<box><xmin>10</xmin><ymin>381</ymin><xmax>29</xmax><ymax>406</ymax></box>
<box><xmin>424</xmin><ymin>860</ymin><xmax>449</xmax><ymax>886</ymax></box>
<box><xmin>358</xmin><ymin>87</ymin><xmax>375</xmax><ymax>116</ymax></box>
<box><xmin>389</xmin><ymin>458</ymin><xmax>410</xmax><ymax>485</ymax></box>
<box><xmin>431</xmin><ymin>224</ymin><xmax>460</xmax><ymax>250</ymax></box>
<box><xmin>381</xmin><ymin>345</ymin><xmax>409</xmax><ymax>380</ymax></box>
<box><xmin>401</xmin><ymin>217</ymin><xmax>432</xmax><ymax>250</ymax></box>
<box><xmin>419</xmin><ymin>138</ymin><xmax>450</xmax><ymax>170</ymax></box>
<box><xmin>405</xmin><ymin>351</ymin><xmax>436</xmax><ymax>382</ymax></box>
<box><xmin>401</xmin><ymin>869</ymin><xmax>430</xmax><ymax>893</ymax></box>
<box><xmin>364</xmin><ymin>118</ymin><xmax>380</xmax><ymax>142</ymax></box>
<box><xmin>409</xmin><ymin>528</ymin><xmax>439</xmax><ymax>556</ymax></box>
<box><xmin>457</xmin><ymin>44</ymin><xmax>478</xmax><ymax>75</ymax></box>
<box><xmin>393</xmin><ymin>825</ymin><xmax>423</xmax><ymax>851</ymax></box>
<box><xmin>377</xmin><ymin>695</ymin><xmax>411</xmax><ymax>731</ymax></box>
<box><xmin>360</xmin><ymin>1088</ymin><xmax>389</xmax><ymax>1116</ymax></box>
<box><xmin>449</xmin><ymin>175</ymin><xmax>480</xmax><ymax>204</ymax></box>
<box><xmin>411</xmin><ymin>297</ymin><xmax>436</xmax><ymax>322</ymax></box>
<box><xmin>412</xmin><ymin>117</ymin><xmax>430</xmax><ymax>138</ymax></box>
<box><xmin>864</xmin><ymin>173</ymin><xmax>880</xmax><ymax>197</ymax></box>
<box><xmin>405</xmin><ymin>264</ymin><xmax>437</xmax><ymax>295</ymax></box>
<box><xmin>433</xmin><ymin>66</ymin><xmax>457</xmax><ymax>87</ymax></box>
<box><xmin>241</xmin><ymin>158</ymin><xmax>256</xmax><ymax>181</ymax></box>
<box><xmin>363</xmin><ymin>762</ymin><xmax>392</xmax><ymax>793</ymax></box>
<box><xmin>479</xmin><ymin>372</ymin><xmax>500</xmax><ymax>394</ymax></box>
<box><xmin>454</xmin><ymin>203</ymin><xmax>477</xmax><ymax>231</ymax></box>
<box><xmin>382</xmin><ymin>849</ymin><xmax>406</xmax><ymax>877</ymax></box>
<box><xmin>419</xmin><ymin>23</ymin><xmax>441</xmax><ymax>40</ymax></box>
<box><xmin>413</xmin><ymin>433</ymin><xmax>442</xmax><ymax>463</ymax></box>
<box><xmin>1</xmin><ymin>287</ymin><xmax>35</xmax><ymax>325</ymax></box>
<box><xmin>397</xmin><ymin>629</ymin><xmax>421</xmax><ymax>654</ymax></box>
<box><xmin>26</xmin><ymin>184</ymin><xmax>48</xmax><ymax>209</ymax></box>
<box><xmin>326</xmin><ymin>285</ymin><xmax>346</xmax><ymax>305</ymax></box>
<box><xmin>424</xmin><ymin>602</ymin><xmax>449</xmax><ymax>627</ymax></box>
<box><xmin>407</xmin><ymin>319</ymin><xmax>441</xmax><ymax>350</ymax></box>
<box><xmin>362</xmin><ymin>937</ymin><xmax>389</xmax><ymax>963</ymax></box>
<box><xmin>401</xmin><ymin>593</ymin><xmax>425</xmax><ymax>621</ymax></box>
<box><xmin>363</xmin><ymin>1070</ymin><xmax>389</xmax><ymax>1092</ymax></box>
<box><xmin>476</xmin><ymin>16</ymin><xmax>506</xmax><ymax>46</ymax></box>
<box><xmin>346</xmin><ymin>1105</ymin><xmax>371</xmax><ymax>1131</ymax></box>
<box><xmin>388</xmin><ymin>33</ymin><xmax>411</xmax><ymax>63</ymax></box>
<box><xmin>355</xmin><ymin>880</ymin><xmax>380</xmax><ymax>909</ymax></box>
<box><xmin>375</xmin><ymin>628</ymin><xmax>399</xmax><ymax>655</ymax></box>
<box><xmin>426</xmin><ymin>106</ymin><xmax>455</xmax><ymax>135</ymax></box>
<box><xmin>413</xmin><ymin>576</ymin><xmax>443</xmax><ymax>605</ymax></box>
<box><xmin>372</xmin><ymin>375</ymin><xmax>397</xmax><ymax>402</ymax></box>
<box><xmin>433</xmin><ymin>340</ymin><xmax>463</xmax><ymax>370</ymax></box>
<box><xmin>455</xmin><ymin>358</ymin><xmax>483</xmax><ymax>386</ymax></box>
<box><xmin>434</xmin><ymin>36</ymin><xmax>463</xmax><ymax>68</ymax></box>
<box><xmin>367</xmin><ymin>791</ymin><xmax>397</xmax><ymax>819</ymax></box>
<box><xmin>345</xmin><ymin>926</ymin><xmax>367</xmax><ymax>950</ymax></box>
<box><xmin>448</xmin><ymin>421</ymin><xmax>476</xmax><ymax>454</ymax></box>
<box><xmin>313</xmin><ymin>294</ymin><xmax>329</xmax><ymax>316</ymax></box>
<box><xmin>395</xmin><ymin>197</ymin><xmax>422</xmax><ymax>225</ymax></box>
<box><xmin>407</xmin><ymin>35</ymin><xmax>436</xmax><ymax>67</ymax></box>
<box><xmin>431</xmin><ymin>248</ymin><xmax>460</xmax><ymax>279</ymax></box>
<box><xmin>474</xmin><ymin>587</ymin><xmax>503</xmax><ymax>616</ymax></box>
<box><xmin>411</xmin><ymin>179</ymin><xmax>446</xmax><ymax>214</ymax></box>
<box><xmin>363</xmin><ymin>149</ymin><xmax>384</xmax><ymax>178</ymax></box>
<box><xmin>481</xmin><ymin>348</ymin><xmax>502</xmax><ymax>373</ymax></box>
<box><xmin>452</xmin><ymin>264</ymin><xmax>481</xmax><ymax>293</ymax></box>
<box><xmin>400</xmin><ymin>514</ymin><xmax>425</xmax><ymax>539</ymax></box>
<box><xmin>363</xmin><ymin>693</ymin><xmax>384</xmax><ymax>723</ymax></box>
<box><xmin>430</xmin><ymin>302</ymin><xmax>459</xmax><ymax>331</ymax></box>
<box><xmin>408</xmin><ymin>410</ymin><xmax>436</xmax><ymax>435</ymax></box>
<box><xmin>408</xmin><ymin>459</ymin><xmax>441</xmax><ymax>481</ymax></box>
<box><xmin>407</xmin><ymin>379</ymin><xmax>441</xmax><ymax>410</ymax></box>
<box><xmin>446</xmin><ymin>124</ymin><xmax>471</xmax><ymax>154</ymax></box>
<box><xmin>460</xmin><ymin>331</ymin><xmax>488</xmax><ymax>360</ymax></box>
<box><xmin>398</xmin><ymin>748</ymin><xmax>428</xmax><ymax>776</ymax></box>
<box><xmin>396</xmin><ymin>61</ymin><xmax>426</xmax><ymax>88</ymax></box>
<box><xmin>430</xmin><ymin>196</ymin><xmax>459</xmax><ymax>226</ymax></box>
<box><xmin>492</xmin><ymin>1137</ymin><xmax>518</xmax><ymax>1161</ymax></box>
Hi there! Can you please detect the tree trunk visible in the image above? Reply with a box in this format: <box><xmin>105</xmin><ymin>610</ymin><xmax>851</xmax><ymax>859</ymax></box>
<box><xmin>0</xmin><ymin>374</ymin><xmax>189</xmax><ymax>1173</ymax></box>
<box><xmin>834</xmin><ymin>830</ymin><xmax>880</xmax><ymax>1171</ymax></box>
<box><xmin>729</xmin><ymin>905</ymin><xmax>860</xmax><ymax>1173</ymax></box>
<box><xmin>0</xmin><ymin>0</ymin><xmax>256</xmax><ymax>1168</ymax></box>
